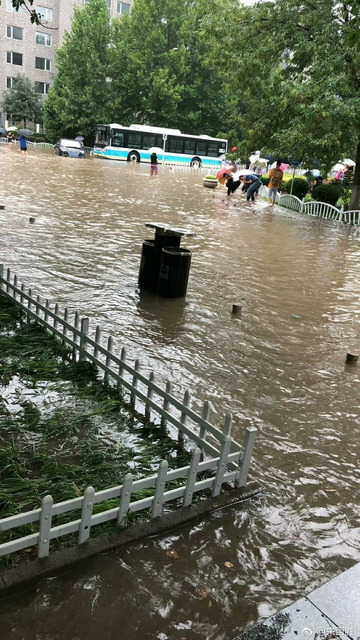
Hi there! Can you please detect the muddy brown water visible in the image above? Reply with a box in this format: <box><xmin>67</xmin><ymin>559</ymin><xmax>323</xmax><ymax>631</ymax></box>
<box><xmin>0</xmin><ymin>147</ymin><xmax>360</xmax><ymax>639</ymax></box>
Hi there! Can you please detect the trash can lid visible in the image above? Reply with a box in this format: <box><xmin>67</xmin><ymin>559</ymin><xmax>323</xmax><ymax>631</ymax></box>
<box><xmin>145</xmin><ymin>222</ymin><xmax>195</xmax><ymax>237</ymax></box>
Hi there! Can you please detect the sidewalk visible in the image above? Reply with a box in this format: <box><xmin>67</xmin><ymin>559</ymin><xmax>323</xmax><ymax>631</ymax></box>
<box><xmin>234</xmin><ymin>563</ymin><xmax>360</xmax><ymax>640</ymax></box>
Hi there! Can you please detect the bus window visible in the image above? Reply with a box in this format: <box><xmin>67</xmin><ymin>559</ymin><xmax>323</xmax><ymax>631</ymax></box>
<box><xmin>207</xmin><ymin>142</ymin><xmax>221</xmax><ymax>157</ymax></box>
<box><xmin>95</xmin><ymin>126</ymin><xmax>109</xmax><ymax>145</ymax></box>
<box><xmin>128</xmin><ymin>133</ymin><xmax>142</xmax><ymax>149</ymax></box>
<box><xmin>169</xmin><ymin>137</ymin><xmax>184</xmax><ymax>154</ymax></box>
<box><xmin>196</xmin><ymin>140</ymin><xmax>207</xmax><ymax>156</ymax></box>
<box><xmin>156</xmin><ymin>135</ymin><xmax>163</xmax><ymax>148</ymax></box>
<box><xmin>143</xmin><ymin>135</ymin><xmax>156</xmax><ymax>149</ymax></box>
<box><xmin>112</xmin><ymin>131</ymin><xmax>124</xmax><ymax>147</ymax></box>
<box><xmin>184</xmin><ymin>138</ymin><xmax>196</xmax><ymax>155</ymax></box>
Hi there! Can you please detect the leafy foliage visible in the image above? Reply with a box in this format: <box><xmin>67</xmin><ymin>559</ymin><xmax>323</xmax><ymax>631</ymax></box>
<box><xmin>107</xmin><ymin>0</ymin><xmax>239</xmax><ymax>135</ymax></box>
<box><xmin>1</xmin><ymin>75</ymin><xmax>43</xmax><ymax>126</ymax></box>
<box><xmin>285</xmin><ymin>177</ymin><xmax>309</xmax><ymax>199</ymax></box>
<box><xmin>231</xmin><ymin>0</ymin><xmax>360</xmax><ymax>209</ymax></box>
<box><xmin>312</xmin><ymin>183</ymin><xmax>343</xmax><ymax>206</ymax></box>
<box><xmin>44</xmin><ymin>0</ymin><xmax>111</xmax><ymax>143</ymax></box>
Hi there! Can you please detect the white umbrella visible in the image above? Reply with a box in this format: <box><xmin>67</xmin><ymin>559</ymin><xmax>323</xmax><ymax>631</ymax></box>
<box><xmin>330</xmin><ymin>163</ymin><xmax>344</xmax><ymax>174</ymax></box>
<box><xmin>6</xmin><ymin>126</ymin><xmax>17</xmax><ymax>132</ymax></box>
<box><xmin>252</xmin><ymin>157</ymin><xmax>268</xmax><ymax>169</ymax></box>
<box><xmin>249</xmin><ymin>153</ymin><xmax>259</xmax><ymax>164</ymax></box>
<box><xmin>341</xmin><ymin>158</ymin><xmax>355</xmax><ymax>167</ymax></box>
<box><xmin>148</xmin><ymin>147</ymin><xmax>163</xmax><ymax>155</ymax></box>
<box><xmin>238</xmin><ymin>169</ymin><xmax>257</xmax><ymax>176</ymax></box>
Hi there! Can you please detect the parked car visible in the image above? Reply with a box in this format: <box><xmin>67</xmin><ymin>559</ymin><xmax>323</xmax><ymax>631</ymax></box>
<box><xmin>54</xmin><ymin>139</ymin><xmax>85</xmax><ymax>158</ymax></box>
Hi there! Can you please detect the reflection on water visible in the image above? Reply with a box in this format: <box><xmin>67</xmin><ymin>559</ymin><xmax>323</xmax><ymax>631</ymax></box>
<box><xmin>1</xmin><ymin>147</ymin><xmax>360</xmax><ymax>639</ymax></box>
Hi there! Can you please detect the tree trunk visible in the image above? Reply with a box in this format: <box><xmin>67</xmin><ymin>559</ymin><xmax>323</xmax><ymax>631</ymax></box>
<box><xmin>349</xmin><ymin>140</ymin><xmax>360</xmax><ymax>211</ymax></box>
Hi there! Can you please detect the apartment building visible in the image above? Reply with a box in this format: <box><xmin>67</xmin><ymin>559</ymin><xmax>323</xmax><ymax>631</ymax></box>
<box><xmin>0</xmin><ymin>0</ymin><xmax>132</xmax><ymax>125</ymax></box>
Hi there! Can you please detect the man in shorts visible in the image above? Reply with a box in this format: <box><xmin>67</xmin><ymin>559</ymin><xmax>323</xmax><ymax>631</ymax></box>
<box><xmin>267</xmin><ymin>160</ymin><xmax>283</xmax><ymax>206</ymax></box>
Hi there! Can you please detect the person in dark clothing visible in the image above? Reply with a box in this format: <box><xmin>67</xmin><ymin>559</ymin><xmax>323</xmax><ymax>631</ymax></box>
<box><xmin>226</xmin><ymin>169</ymin><xmax>242</xmax><ymax>196</ymax></box>
<box><xmin>18</xmin><ymin>134</ymin><xmax>27</xmax><ymax>157</ymax></box>
<box><xmin>150</xmin><ymin>152</ymin><xmax>158</xmax><ymax>177</ymax></box>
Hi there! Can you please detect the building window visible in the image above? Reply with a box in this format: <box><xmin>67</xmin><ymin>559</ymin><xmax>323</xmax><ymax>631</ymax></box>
<box><xmin>35</xmin><ymin>81</ymin><xmax>50</xmax><ymax>94</ymax></box>
<box><xmin>6</xmin><ymin>76</ymin><xmax>16</xmax><ymax>88</ymax></box>
<box><xmin>35</xmin><ymin>56</ymin><xmax>51</xmax><ymax>71</ymax></box>
<box><xmin>7</xmin><ymin>51</ymin><xmax>23</xmax><ymax>66</ymax></box>
<box><xmin>6</xmin><ymin>0</ymin><xmax>23</xmax><ymax>12</ymax></box>
<box><xmin>116</xmin><ymin>2</ymin><xmax>130</xmax><ymax>14</ymax></box>
<box><xmin>35</xmin><ymin>6</ymin><xmax>53</xmax><ymax>21</ymax></box>
<box><xmin>36</xmin><ymin>32</ymin><xmax>52</xmax><ymax>46</ymax></box>
<box><xmin>107</xmin><ymin>0</ymin><xmax>111</xmax><ymax>8</ymax></box>
<box><xmin>7</xmin><ymin>25</ymin><xmax>23</xmax><ymax>40</ymax></box>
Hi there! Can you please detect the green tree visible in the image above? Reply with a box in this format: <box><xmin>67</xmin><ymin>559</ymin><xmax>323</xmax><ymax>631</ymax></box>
<box><xmin>44</xmin><ymin>0</ymin><xmax>110</xmax><ymax>143</ymax></box>
<box><xmin>232</xmin><ymin>0</ymin><xmax>360</xmax><ymax>209</ymax></box>
<box><xmin>108</xmin><ymin>0</ymin><xmax>239</xmax><ymax>135</ymax></box>
<box><xmin>1</xmin><ymin>75</ymin><xmax>43</xmax><ymax>126</ymax></box>
<box><xmin>0</xmin><ymin>1</ymin><xmax>41</xmax><ymax>23</ymax></box>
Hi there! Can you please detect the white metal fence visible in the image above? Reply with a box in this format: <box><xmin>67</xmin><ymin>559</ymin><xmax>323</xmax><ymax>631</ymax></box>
<box><xmin>0</xmin><ymin>265</ymin><xmax>256</xmax><ymax>559</ymax></box>
<box><xmin>259</xmin><ymin>186</ymin><xmax>360</xmax><ymax>225</ymax></box>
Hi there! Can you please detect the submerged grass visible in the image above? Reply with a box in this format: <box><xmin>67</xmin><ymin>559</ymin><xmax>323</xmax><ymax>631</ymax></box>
<box><xmin>0</xmin><ymin>294</ymin><xmax>191</xmax><ymax>567</ymax></box>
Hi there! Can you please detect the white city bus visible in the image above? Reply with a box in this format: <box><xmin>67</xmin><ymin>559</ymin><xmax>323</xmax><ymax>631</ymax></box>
<box><xmin>93</xmin><ymin>123</ymin><xmax>228</xmax><ymax>168</ymax></box>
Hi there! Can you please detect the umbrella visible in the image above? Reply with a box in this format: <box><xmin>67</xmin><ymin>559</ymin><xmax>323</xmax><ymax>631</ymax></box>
<box><xmin>6</xmin><ymin>126</ymin><xmax>17</xmax><ymax>132</ymax></box>
<box><xmin>331</xmin><ymin>163</ymin><xmax>344</xmax><ymax>174</ymax></box>
<box><xmin>249</xmin><ymin>153</ymin><xmax>260</xmax><ymax>165</ymax></box>
<box><xmin>18</xmin><ymin>129</ymin><xmax>33</xmax><ymax>137</ymax></box>
<box><xmin>238</xmin><ymin>169</ymin><xmax>257</xmax><ymax>176</ymax></box>
<box><xmin>341</xmin><ymin>158</ymin><xmax>355</xmax><ymax>167</ymax></box>
<box><xmin>252</xmin><ymin>157</ymin><xmax>268</xmax><ymax>169</ymax></box>
<box><xmin>148</xmin><ymin>147</ymin><xmax>163</xmax><ymax>155</ymax></box>
<box><xmin>216</xmin><ymin>167</ymin><xmax>233</xmax><ymax>185</ymax></box>
<box><xmin>279</xmin><ymin>163</ymin><xmax>289</xmax><ymax>171</ymax></box>
<box><xmin>0</xmin><ymin>128</ymin><xmax>6</xmax><ymax>135</ymax></box>
<box><xmin>75</xmin><ymin>136</ymin><xmax>84</xmax><ymax>142</ymax></box>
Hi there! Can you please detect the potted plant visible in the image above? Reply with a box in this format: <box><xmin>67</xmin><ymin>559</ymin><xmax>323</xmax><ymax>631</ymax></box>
<box><xmin>203</xmin><ymin>175</ymin><xmax>218</xmax><ymax>188</ymax></box>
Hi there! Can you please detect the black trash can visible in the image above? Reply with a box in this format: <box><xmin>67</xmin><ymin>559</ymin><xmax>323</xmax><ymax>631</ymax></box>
<box><xmin>157</xmin><ymin>247</ymin><xmax>192</xmax><ymax>298</ymax></box>
<box><xmin>138</xmin><ymin>239</ymin><xmax>156</xmax><ymax>291</ymax></box>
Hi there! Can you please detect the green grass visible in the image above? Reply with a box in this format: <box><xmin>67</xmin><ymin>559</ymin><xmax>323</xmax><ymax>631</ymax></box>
<box><xmin>0</xmin><ymin>294</ymin><xmax>191</xmax><ymax>567</ymax></box>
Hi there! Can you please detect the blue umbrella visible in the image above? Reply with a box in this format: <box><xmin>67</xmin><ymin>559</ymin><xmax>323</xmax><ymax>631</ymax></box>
<box><xmin>75</xmin><ymin>136</ymin><xmax>84</xmax><ymax>142</ymax></box>
<box><xmin>18</xmin><ymin>129</ymin><xmax>33</xmax><ymax>137</ymax></box>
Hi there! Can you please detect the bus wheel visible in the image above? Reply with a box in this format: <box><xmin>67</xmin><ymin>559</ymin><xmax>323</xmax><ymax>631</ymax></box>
<box><xmin>190</xmin><ymin>157</ymin><xmax>201</xmax><ymax>168</ymax></box>
<box><xmin>127</xmin><ymin>151</ymin><xmax>140</xmax><ymax>163</ymax></box>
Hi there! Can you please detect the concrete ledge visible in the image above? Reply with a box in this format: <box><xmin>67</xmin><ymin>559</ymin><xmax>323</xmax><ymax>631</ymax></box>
<box><xmin>0</xmin><ymin>483</ymin><xmax>262</xmax><ymax>598</ymax></box>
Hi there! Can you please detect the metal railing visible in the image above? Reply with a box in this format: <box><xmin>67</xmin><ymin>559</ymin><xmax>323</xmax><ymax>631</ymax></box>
<box><xmin>0</xmin><ymin>265</ymin><xmax>256</xmax><ymax>559</ymax></box>
<box><xmin>259</xmin><ymin>187</ymin><xmax>360</xmax><ymax>225</ymax></box>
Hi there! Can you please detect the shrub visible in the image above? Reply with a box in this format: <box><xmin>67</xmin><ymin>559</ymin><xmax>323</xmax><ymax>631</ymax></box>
<box><xmin>204</xmin><ymin>175</ymin><xmax>217</xmax><ymax>180</ymax></box>
<box><xmin>285</xmin><ymin>177</ymin><xmax>309</xmax><ymax>199</ymax></box>
<box><xmin>261</xmin><ymin>176</ymin><xmax>270</xmax><ymax>186</ymax></box>
<box><xmin>312</xmin><ymin>183</ymin><xmax>343</xmax><ymax>206</ymax></box>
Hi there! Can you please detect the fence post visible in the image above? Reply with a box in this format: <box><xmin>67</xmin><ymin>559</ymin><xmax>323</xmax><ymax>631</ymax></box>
<box><xmin>212</xmin><ymin>435</ymin><xmax>232</xmax><ymax>497</ymax></box>
<box><xmin>161</xmin><ymin>380</ymin><xmax>172</xmax><ymax>430</ymax></box>
<box><xmin>235</xmin><ymin>426</ymin><xmax>257</xmax><ymax>488</ymax></box>
<box><xmin>151</xmin><ymin>460</ymin><xmax>168</xmax><ymax>518</ymax></box>
<box><xmin>223</xmin><ymin>412</ymin><xmax>232</xmax><ymax>437</ymax></box>
<box><xmin>6</xmin><ymin>268</ymin><xmax>11</xmax><ymax>294</ymax></box>
<box><xmin>78</xmin><ymin>486</ymin><xmax>95</xmax><ymax>544</ymax></box>
<box><xmin>63</xmin><ymin>307</ymin><xmax>69</xmax><ymax>342</ymax></box>
<box><xmin>0</xmin><ymin>264</ymin><xmax>3</xmax><ymax>292</ymax></box>
<box><xmin>145</xmin><ymin>371</ymin><xmax>154</xmax><ymax>421</ymax></box>
<box><xmin>79</xmin><ymin>317</ymin><xmax>89</xmax><ymax>361</ymax></box>
<box><xmin>73</xmin><ymin>311</ymin><xmax>79</xmax><ymax>361</ymax></box>
<box><xmin>130</xmin><ymin>359</ymin><xmax>140</xmax><ymax>406</ymax></box>
<box><xmin>37</xmin><ymin>495</ymin><xmax>53</xmax><ymax>558</ymax></box>
<box><xmin>44</xmin><ymin>299</ymin><xmax>50</xmax><ymax>323</ymax></box>
<box><xmin>104</xmin><ymin>335</ymin><xmax>114</xmax><ymax>383</ymax></box>
<box><xmin>94</xmin><ymin>326</ymin><xmax>101</xmax><ymax>360</ymax></box>
<box><xmin>183</xmin><ymin>447</ymin><xmax>201</xmax><ymax>507</ymax></box>
<box><xmin>14</xmin><ymin>275</ymin><xmax>18</xmax><ymax>302</ymax></box>
<box><xmin>199</xmin><ymin>400</ymin><xmax>210</xmax><ymax>460</ymax></box>
<box><xmin>117</xmin><ymin>346</ymin><xmax>126</xmax><ymax>391</ymax></box>
<box><xmin>179</xmin><ymin>390</ymin><xmax>191</xmax><ymax>450</ymax></box>
<box><xmin>118</xmin><ymin>473</ymin><xmax>133</xmax><ymax>525</ymax></box>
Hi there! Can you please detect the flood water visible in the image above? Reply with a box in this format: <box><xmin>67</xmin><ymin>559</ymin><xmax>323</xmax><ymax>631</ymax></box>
<box><xmin>1</xmin><ymin>147</ymin><xmax>360</xmax><ymax>639</ymax></box>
